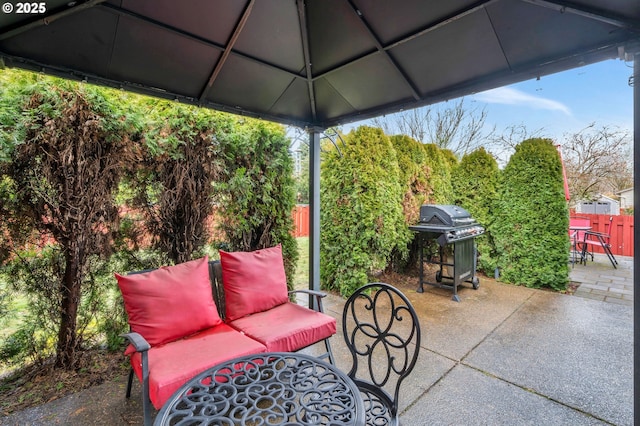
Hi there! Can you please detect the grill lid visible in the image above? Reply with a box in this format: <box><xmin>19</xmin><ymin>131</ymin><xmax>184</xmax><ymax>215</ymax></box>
<box><xmin>419</xmin><ymin>204</ymin><xmax>476</xmax><ymax>227</ymax></box>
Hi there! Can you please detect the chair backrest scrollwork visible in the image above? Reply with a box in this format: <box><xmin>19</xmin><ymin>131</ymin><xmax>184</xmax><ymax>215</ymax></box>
<box><xmin>342</xmin><ymin>282</ymin><xmax>421</xmax><ymax>420</ymax></box>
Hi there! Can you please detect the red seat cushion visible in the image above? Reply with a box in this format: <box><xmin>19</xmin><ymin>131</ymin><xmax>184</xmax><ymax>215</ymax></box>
<box><xmin>116</xmin><ymin>256</ymin><xmax>222</xmax><ymax>348</ymax></box>
<box><xmin>219</xmin><ymin>244</ymin><xmax>289</xmax><ymax>321</ymax></box>
<box><xmin>228</xmin><ymin>302</ymin><xmax>336</xmax><ymax>352</ymax></box>
<box><xmin>130</xmin><ymin>324</ymin><xmax>267</xmax><ymax>409</ymax></box>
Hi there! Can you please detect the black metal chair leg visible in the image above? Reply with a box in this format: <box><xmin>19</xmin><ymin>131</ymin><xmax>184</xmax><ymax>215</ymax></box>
<box><xmin>324</xmin><ymin>337</ymin><xmax>335</xmax><ymax>365</ymax></box>
<box><xmin>603</xmin><ymin>245</ymin><xmax>618</xmax><ymax>269</ymax></box>
<box><xmin>126</xmin><ymin>368</ymin><xmax>134</xmax><ymax>398</ymax></box>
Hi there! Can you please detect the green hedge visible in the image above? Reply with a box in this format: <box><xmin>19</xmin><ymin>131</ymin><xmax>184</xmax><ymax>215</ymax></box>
<box><xmin>130</xmin><ymin>102</ymin><xmax>234</xmax><ymax>264</ymax></box>
<box><xmin>422</xmin><ymin>143</ymin><xmax>454</xmax><ymax>204</ymax></box>
<box><xmin>214</xmin><ymin>119</ymin><xmax>298</xmax><ymax>288</ymax></box>
<box><xmin>389</xmin><ymin>134</ymin><xmax>435</xmax><ymax>269</ymax></box>
<box><xmin>320</xmin><ymin>126</ymin><xmax>409</xmax><ymax>296</ymax></box>
<box><xmin>0</xmin><ymin>70</ymin><xmax>301</xmax><ymax>368</ymax></box>
<box><xmin>452</xmin><ymin>147</ymin><xmax>500</xmax><ymax>274</ymax></box>
<box><xmin>492</xmin><ymin>138</ymin><xmax>569</xmax><ymax>290</ymax></box>
<box><xmin>390</xmin><ymin>134</ymin><xmax>433</xmax><ymax>224</ymax></box>
<box><xmin>0</xmin><ymin>72</ymin><xmax>142</xmax><ymax>367</ymax></box>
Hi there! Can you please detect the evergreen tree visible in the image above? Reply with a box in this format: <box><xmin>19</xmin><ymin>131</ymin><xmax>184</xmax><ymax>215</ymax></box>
<box><xmin>320</xmin><ymin>126</ymin><xmax>408</xmax><ymax>296</ymax></box>
<box><xmin>493</xmin><ymin>138</ymin><xmax>569</xmax><ymax>290</ymax></box>
<box><xmin>452</xmin><ymin>147</ymin><xmax>500</xmax><ymax>274</ymax></box>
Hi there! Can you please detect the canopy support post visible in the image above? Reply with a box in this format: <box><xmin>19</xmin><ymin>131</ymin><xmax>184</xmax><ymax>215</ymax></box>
<box><xmin>308</xmin><ymin>128</ymin><xmax>322</xmax><ymax>309</ymax></box>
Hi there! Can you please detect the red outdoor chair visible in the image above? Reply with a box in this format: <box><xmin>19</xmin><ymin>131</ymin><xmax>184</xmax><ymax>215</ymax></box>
<box><xmin>580</xmin><ymin>216</ymin><xmax>618</xmax><ymax>268</ymax></box>
<box><xmin>569</xmin><ymin>217</ymin><xmax>590</xmax><ymax>266</ymax></box>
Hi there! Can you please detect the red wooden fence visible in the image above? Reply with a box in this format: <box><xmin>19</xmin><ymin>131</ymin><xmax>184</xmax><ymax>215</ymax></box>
<box><xmin>292</xmin><ymin>204</ymin><xmax>310</xmax><ymax>238</ymax></box>
<box><xmin>572</xmin><ymin>213</ymin><xmax>634</xmax><ymax>257</ymax></box>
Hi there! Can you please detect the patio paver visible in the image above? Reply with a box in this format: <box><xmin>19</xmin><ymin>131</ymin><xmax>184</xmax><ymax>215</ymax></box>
<box><xmin>571</xmin><ymin>254</ymin><xmax>633</xmax><ymax>306</ymax></box>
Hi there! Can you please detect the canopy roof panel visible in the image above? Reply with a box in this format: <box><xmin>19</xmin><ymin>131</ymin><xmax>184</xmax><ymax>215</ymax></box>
<box><xmin>1</xmin><ymin>0</ymin><xmax>639</xmax><ymax>128</ymax></box>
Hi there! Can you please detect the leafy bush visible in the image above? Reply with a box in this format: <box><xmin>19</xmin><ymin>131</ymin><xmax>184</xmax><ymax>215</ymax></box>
<box><xmin>0</xmin><ymin>73</ymin><xmax>141</xmax><ymax>368</ymax></box>
<box><xmin>422</xmin><ymin>143</ymin><xmax>454</xmax><ymax>204</ymax></box>
<box><xmin>492</xmin><ymin>138</ymin><xmax>569</xmax><ymax>290</ymax></box>
<box><xmin>129</xmin><ymin>102</ymin><xmax>232</xmax><ymax>264</ymax></box>
<box><xmin>390</xmin><ymin>135</ymin><xmax>433</xmax><ymax>224</ymax></box>
<box><xmin>0</xmin><ymin>325</ymin><xmax>44</xmax><ymax>366</ymax></box>
<box><xmin>0</xmin><ymin>246</ymin><xmax>66</xmax><ymax>365</ymax></box>
<box><xmin>452</xmin><ymin>147</ymin><xmax>500</xmax><ymax>274</ymax></box>
<box><xmin>389</xmin><ymin>134</ymin><xmax>434</xmax><ymax>269</ymax></box>
<box><xmin>214</xmin><ymin>119</ymin><xmax>298</xmax><ymax>287</ymax></box>
<box><xmin>320</xmin><ymin>126</ymin><xmax>409</xmax><ymax>296</ymax></box>
<box><xmin>440</xmin><ymin>148</ymin><xmax>459</xmax><ymax>169</ymax></box>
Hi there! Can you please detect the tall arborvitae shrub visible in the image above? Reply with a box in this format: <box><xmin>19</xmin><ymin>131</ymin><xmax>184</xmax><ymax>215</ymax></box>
<box><xmin>452</xmin><ymin>147</ymin><xmax>500</xmax><ymax>274</ymax></box>
<box><xmin>389</xmin><ymin>135</ymin><xmax>433</xmax><ymax>225</ymax></box>
<box><xmin>0</xmin><ymin>73</ymin><xmax>141</xmax><ymax>368</ymax></box>
<box><xmin>492</xmin><ymin>138</ymin><xmax>569</xmax><ymax>290</ymax></box>
<box><xmin>215</xmin><ymin>119</ymin><xmax>298</xmax><ymax>288</ymax></box>
<box><xmin>389</xmin><ymin>134</ymin><xmax>433</xmax><ymax>269</ymax></box>
<box><xmin>321</xmin><ymin>126</ymin><xmax>408</xmax><ymax>296</ymax></box>
<box><xmin>440</xmin><ymin>148</ymin><xmax>459</xmax><ymax>170</ymax></box>
<box><xmin>422</xmin><ymin>143</ymin><xmax>454</xmax><ymax>204</ymax></box>
<box><xmin>132</xmin><ymin>102</ymin><xmax>232</xmax><ymax>264</ymax></box>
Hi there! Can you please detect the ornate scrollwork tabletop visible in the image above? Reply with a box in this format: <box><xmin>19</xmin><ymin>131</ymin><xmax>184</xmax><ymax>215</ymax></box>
<box><xmin>154</xmin><ymin>352</ymin><xmax>365</xmax><ymax>426</ymax></box>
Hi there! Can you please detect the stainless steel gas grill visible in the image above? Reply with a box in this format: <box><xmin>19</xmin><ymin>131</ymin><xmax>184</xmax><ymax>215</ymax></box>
<box><xmin>409</xmin><ymin>204</ymin><xmax>485</xmax><ymax>302</ymax></box>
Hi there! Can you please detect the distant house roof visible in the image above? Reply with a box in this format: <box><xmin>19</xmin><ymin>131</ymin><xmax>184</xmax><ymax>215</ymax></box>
<box><xmin>616</xmin><ymin>187</ymin><xmax>633</xmax><ymax>195</ymax></box>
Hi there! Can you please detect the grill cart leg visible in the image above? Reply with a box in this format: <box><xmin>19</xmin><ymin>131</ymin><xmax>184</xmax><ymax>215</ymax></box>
<box><xmin>470</xmin><ymin>244</ymin><xmax>480</xmax><ymax>289</ymax></box>
<box><xmin>417</xmin><ymin>235</ymin><xmax>424</xmax><ymax>293</ymax></box>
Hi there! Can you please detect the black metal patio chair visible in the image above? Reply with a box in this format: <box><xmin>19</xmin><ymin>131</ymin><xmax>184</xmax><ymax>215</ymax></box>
<box><xmin>342</xmin><ymin>283</ymin><xmax>421</xmax><ymax>426</ymax></box>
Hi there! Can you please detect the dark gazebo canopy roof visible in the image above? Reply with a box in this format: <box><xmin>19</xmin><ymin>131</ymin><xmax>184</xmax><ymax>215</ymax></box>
<box><xmin>1</xmin><ymin>0</ymin><xmax>639</xmax><ymax>129</ymax></box>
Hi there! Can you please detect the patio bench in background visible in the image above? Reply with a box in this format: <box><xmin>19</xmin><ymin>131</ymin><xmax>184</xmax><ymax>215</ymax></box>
<box><xmin>116</xmin><ymin>244</ymin><xmax>336</xmax><ymax>426</ymax></box>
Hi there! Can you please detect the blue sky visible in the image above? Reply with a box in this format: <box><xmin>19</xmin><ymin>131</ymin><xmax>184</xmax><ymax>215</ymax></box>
<box><xmin>346</xmin><ymin>58</ymin><xmax>634</xmax><ymax>145</ymax></box>
<box><xmin>469</xmin><ymin>58</ymin><xmax>634</xmax><ymax>140</ymax></box>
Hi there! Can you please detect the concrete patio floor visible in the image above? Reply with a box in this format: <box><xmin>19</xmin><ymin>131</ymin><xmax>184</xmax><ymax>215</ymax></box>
<box><xmin>2</xmin><ymin>254</ymin><xmax>633</xmax><ymax>425</ymax></box>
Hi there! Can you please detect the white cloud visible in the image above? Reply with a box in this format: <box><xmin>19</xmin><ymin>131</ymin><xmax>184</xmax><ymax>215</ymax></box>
<box><xmin>475</xmin><ymin>87</ymin><xmax>572</xmax><ymax>116</ymax></box>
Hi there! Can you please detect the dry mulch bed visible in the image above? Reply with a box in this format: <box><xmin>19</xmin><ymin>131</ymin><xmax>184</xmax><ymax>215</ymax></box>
<box><xmin>0</xmin><ymin>349</ymin><xmax>129</xmax><ymax>417</ymax></box>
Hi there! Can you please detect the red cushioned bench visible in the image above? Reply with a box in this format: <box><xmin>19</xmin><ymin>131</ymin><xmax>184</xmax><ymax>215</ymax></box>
<box><xmin>116</xmin><ymin>244</ymin><xmax>336</xmax><ymax>426</ymax></box>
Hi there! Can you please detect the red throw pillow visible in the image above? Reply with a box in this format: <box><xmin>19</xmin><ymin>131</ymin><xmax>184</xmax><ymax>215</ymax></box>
<box><xmin>116</xmin><ymin>256</ymin><xmax>222</xmax><ymax>347</ymax></box>
<box><xmin>219</xmin><ymin>244</ymin><xmax>288</xmax><ymax>321</ymax></box>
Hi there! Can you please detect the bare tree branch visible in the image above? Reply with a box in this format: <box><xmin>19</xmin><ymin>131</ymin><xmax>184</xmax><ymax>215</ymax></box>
<box><xmin>370</xmin><ymin>98</ymin><xmax>493</xmax><ymax>156</ymax></box>
<box><xmin>560</xmin><ymin>123</ymin><xmax>632</xmax><ymax>202</ymax></box>
<box><xmin>486</xmin><ymin>123</ymin><xmax>546</xmax><ymax>165</ymax></box>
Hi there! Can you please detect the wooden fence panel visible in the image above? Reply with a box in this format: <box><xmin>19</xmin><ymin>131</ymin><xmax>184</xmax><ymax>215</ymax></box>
<box><xmin>292</xmin><ymin>204</ymin><xmax>310</xmax><ymax>238</ymax></box>
<box><xmin>572</xmin><ymin>213</ymin><xmax>633</xmax><ymax>257</ymax></box>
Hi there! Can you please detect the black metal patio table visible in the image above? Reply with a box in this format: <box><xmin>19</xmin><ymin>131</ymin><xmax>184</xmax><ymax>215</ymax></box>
<box><xmin>154</xmin><ymin>352</ymin><xmax>365</xmax><ymax>426</ymax></box>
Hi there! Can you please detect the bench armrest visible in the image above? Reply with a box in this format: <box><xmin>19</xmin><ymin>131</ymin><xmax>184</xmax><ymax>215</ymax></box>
<box><xmin>289</xmin><ymin>289</ymin><xmax>328</xmax><ymax>298</ymax></box>
<box><xmin>121</xmin><ymin>332</ymin><xmax>151</xmax><ymax>353</ymax></box>
<box><xmin>289</xmin><ymin>289</ymin><xmax>329</xmax><ymax>313</ymax></box>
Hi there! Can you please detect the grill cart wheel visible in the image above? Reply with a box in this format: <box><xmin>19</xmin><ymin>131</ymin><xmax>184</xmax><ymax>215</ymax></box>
<box><xmin>435</xmin><ymin>270</ymin><xmax>442</xmax><ymax>282</ymax></box>
<box><xmin>472</xmin><ymin>277</ymin><xmax>480</xmax><ymax>289</ymax></box>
